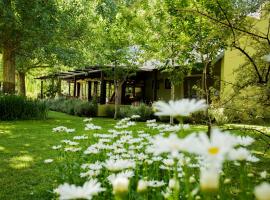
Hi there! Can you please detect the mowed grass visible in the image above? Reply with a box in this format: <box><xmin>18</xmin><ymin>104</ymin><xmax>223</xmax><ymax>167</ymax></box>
<box><xmin>0</xmin><ymin>111</ymin><xmax>117</xmax><ymax>200</ymax></box>
<box><xmin>0</xmin><ymin>111</ymin><xmax>269</xmax><ymax>200</ymax></box>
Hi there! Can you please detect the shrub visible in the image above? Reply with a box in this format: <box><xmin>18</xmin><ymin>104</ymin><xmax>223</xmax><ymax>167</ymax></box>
<box><xmin>45</xmin><ymin>97</ymin><xmax>98</xmax><ymax>117</ymax></box>
<box><xmin>222</xmin><ymin>85</ymin><xmax>270</xmax><ymax>124</ymax></box>
<box><xmin>209</xmin><ymin>107</ymin><xmax>230</xmax><ymax>125</ymax></box>
<box><xmin>104</xmin><ymin>105</ymin><xmax>116</xmax><ymax>118</ymax></box>
<box><xmin>74</xmin><ymin>101</ymin><xmax>97</xmax><ymax>117</ymax></box>
<box><xmin>104</xmin><ymin>103</ymin><xmax>154</xmax><ymax>121</ymax></box>
<box><xmin>131</xmin><ymin>104</ymin><xmax>154</xmax><ymax>121</ymax></box>
<box><xmin>0</xmin><ymin>94</ymin><xmax>48</xmax><ymax>120</ymax></box>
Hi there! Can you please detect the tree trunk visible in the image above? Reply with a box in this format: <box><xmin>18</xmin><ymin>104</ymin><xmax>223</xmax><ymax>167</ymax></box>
<box><xmin>114</xmin><ymin>80</ymin><xmax>123</xmax><ymax>120</ymax></box>
<box><xmin>170</xmin><ymin>83</ymin><xmax>175</xmax><ymax>124</ymax></box>
<box><xmin>170</xmin><ymin>58</ymin><xmax>175</xmax><ymax>124</ymax></box>
<box><xmin>202</xmin><ymin>63</ymin><xmax>212</xmax><ymax>137</ymax></box>
<box><xmin>2</xmin><ymin>42</ymin><xmax>16</xmax><ymax>94</ymax></box>
<box><xmin>18</xmin><ymin>71</ymin><xmax>26</xmax><ymax>96</ymax></box>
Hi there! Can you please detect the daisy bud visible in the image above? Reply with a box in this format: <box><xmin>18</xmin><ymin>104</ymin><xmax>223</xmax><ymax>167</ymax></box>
<box><xmin>224</xmin><ymin>178</ymin><xmax>231</xmax><ymax>184</ymax></box>
<box><xmin>260</xmin><ymin>171</ymin><xmax>267</xmax><ymax>179</ymax></box>
<box><xmin>137</xmin><ymin>180</ymin><xmax>148</xmax><ymax>193</ymax></box>
<box><xmin>200</xmin><ymin>169</ymin><xmax>219</xmax><ymax>192</ymax></box>
<box><xmin>254</xmin><ymin>182</ymin><xmax>270</xmax><ymax>200</ymax></box>
<box><xmin>169</xmin><ymin>178</ymin><xmax>180</xmax><ymax>191</ymax></box>
<box><xmin>113</xmin><ymin>177</ymin><xmax>129</xmax><ymax>196</ymax></box>
<box><xmin>189</xmin><ymin>176</ymin><xmax>196</xmax><ymax>183</ymax></box>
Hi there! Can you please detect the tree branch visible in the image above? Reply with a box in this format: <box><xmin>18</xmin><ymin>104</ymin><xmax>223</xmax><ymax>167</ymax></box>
<box><xmin>177</xmin><ymin>8</ymin><xmax>269</xmax><ymax>42</ymax></box>
<box><xmin>233</xmin><ymin>44</ymin><xmax>263</xmax><ymax>83</ymax></box>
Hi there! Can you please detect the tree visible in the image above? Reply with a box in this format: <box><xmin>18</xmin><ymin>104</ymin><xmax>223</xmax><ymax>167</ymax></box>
<box><xmin>94</xmin><ymin>0</ymin><xmax>145</xmax><ymax>119</ymax></box>
<box><xmin>176</xmin><ymin>0</ymin><xmax>270</xmax><ymax>122</ymax></box>
<box><xmin>176</xmin><ymin>0</ymin><xmax>270</xmax><ymax>84</ymax></box>
<box><xmin>0</xmin><ymin>0</ymin><xmax>97</xmax><ymax>95</ymax></box>
<box><xmin>0</xmin><ymin>0</ymin><xmax>60</xmax><ymax>93</ymax></box>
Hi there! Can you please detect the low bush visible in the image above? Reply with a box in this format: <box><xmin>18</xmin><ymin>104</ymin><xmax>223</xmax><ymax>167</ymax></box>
<box><xmin>0</xmin><ymin>94</ymin><xmax>48</xmax><ymax>120</ymax></box>
<box><xmin>209</xmin><ymin>107</ymin><xmax>230</xmax><ymax>125</ymax></box>
<box><xmin>104</xmin><ymin>103</ymin><xmax>154</xmax><ymax>121</ymax></box>
<box><xmin>46</xmin><ymin>97</ymin><xmax>98</xmax><ymax>117</ymax></box>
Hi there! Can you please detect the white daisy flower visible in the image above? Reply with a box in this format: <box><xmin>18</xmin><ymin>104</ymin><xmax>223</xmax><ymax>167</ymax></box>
<box><xmin>44</xmin><ymin>159</ymin><xmax>54</xmax><ymax>163</ymax></box>
<box><xmin>52</xmin><ymin>126</ymin><xmax>67</xmax><ymax>132</ymax></box>
<box><xmin>146</xmin><ymin>119</ymin><xmax>156</xmax><ymax>123</ymax></box>
<box><xmin>131</xmin><ymin>115</ymin><xmax>140</xmax><ymax>119</ymax></box>
<box><xmin>64</xmin><ymin>147</ymin><xmax>82</xmax><ymax>152</ymax></box>
<box><xmin>107</xmin><ymin>170</ymin><xmax>134</xmax><ymax>183</ymax></box>
<box><xmin>83</xmin><ymin>118</ymin><xmax>93</xmax><ymax>123</ymax></box>
<box><xmin>147</xmin><ymin>133</ymin><xmax>186</xmax><ymax>157</ymax></box>
<box><xmin>153</xmin><ymin>99</ymin><xmax>208</xmax><ymax>117</ymax></box>
<box><xmin>200</xmin><ymin>168</ymin><xmax>219</xmax><ymax>192</ymax></box>
<box><xmin>73</xmin><ymin>135</ymin><xmax>88</xmax><ymax>140</ymax></box>
<box><xmin>85</xmin><ymin>123</ymin><xmax>102</xmax><ymax>130</ymax></box>
<box><xmin>61</xmin><ymin>140</ymin><xmax>79</xmax><ymax>146</ymax></box>
<box><xmin>260</xmin><ymin>171</ymin><xmax>268</xmax><ymax>179</ymax></box>
<box><xmin>112</xmin><ymin>176</ymin><xmax>129</xmax><ymax>195</ymax></box>
<box><xmin>254</xmin><ymin>182</ymin><xmax>270</xmax><ymax>200</ymax></box>
<box><xmin>137</xmin><ymin>180</ymin><xmax>148</xmax><ymax>193</ymax></box>
<box><xmin>146</xmin><ymin>180</ymin><xmax>166</xmax><ymax>188</ymax></box>
<box><xmin>54</xmin><ymin>179</ymin><xmax>105</xmax><ymax>200</ymax></box>
<box><xmin>104</xmin><ymin>159</ymin><xmax>136</xmax><ymax>172</ymax></box>
<box><xmin>65</xmin><ymin>128</ymin><xmax>75</xmax><ymax>133</ymax></box>
<box><xmin>236</xmin><ymin>136</ymin><xmax>254</xmax><ymax>146</ymax></box>
<box><xmin>52</xmin><ymin>145</ymin><xmax>62</xmax><ymax>150</ymax></box>
<box><xmin>185</xmin><ymin>129</ymin><xmax>241</xmax><ymax>167</ymax></box>
<box><xmin>228</xmin><ymin>147</ymin><xmax>252</xmax><ymax>161</ymax></box>
<box><xmin>80</xmin><ymin>170</ymin><xmax>101</xmax><ymax>178</ymax></box>
<box><xmin>81</xmin><ymin>162</ymin><xmax>103</xmax><ymax>170</ymax></box>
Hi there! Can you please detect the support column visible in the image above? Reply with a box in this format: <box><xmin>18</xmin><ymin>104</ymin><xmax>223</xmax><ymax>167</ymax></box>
<box><xmin>100</xmin><ymin>72</ymin><xmax>106</xmax><ymax>104</ymax></box>
<box><xmin>93</xmin><ymin>81</ymin><xmax>98</xmax><ymax>97</ymax></box>
<box><xmin>87</xmin><ymin>81</ymin><xmax>92</xmax><ymax>101</ymax></box>
<box><xmin>76</xmin><ymin>82</ymin><xmax>80</xmax><ymax>97</ymax></box>
<box><xmin>73</xmin><ymin>77</ymin><xmax>77</xmax><ymax>97</ymax></box>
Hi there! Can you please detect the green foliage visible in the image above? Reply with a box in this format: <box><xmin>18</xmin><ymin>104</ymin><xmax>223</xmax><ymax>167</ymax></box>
<box><xmin>46</xmin><ymin>98</ymin><xmax>98</xmax><ymax>117</ymax></box>
<box><xmin>209</xmin><ymin>106</ymin><xmax>230</xmax><ymax>125</ymax></box>
<box><xmin>223</xmin><ymin>85</ymin><xmax>270</xmax><ymax>124</ymax></box>
<box><xmin>104</xmin><ymin>103</ymin><xmax>154</xmax><ymax>121</ymax></box>
<box><xmin>0</xmin><ymin>94</ymin><xmax>48</xmax><ymax>120</ymax></box>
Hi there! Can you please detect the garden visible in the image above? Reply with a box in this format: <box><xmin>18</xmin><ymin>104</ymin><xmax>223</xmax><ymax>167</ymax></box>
<box><xmin>1</xmin><ymin>0</ymin><xmax>270</xmax><ymax>200</ymax></box>
<box><xmin>0</xmin><ymin>98</ymin><xmax>270</xmax><ymax>200</ymax></box>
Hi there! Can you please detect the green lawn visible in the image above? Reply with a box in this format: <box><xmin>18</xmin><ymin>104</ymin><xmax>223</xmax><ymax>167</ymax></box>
<box><xmin>0</xmin><ymin>111</ymin><xmax>165</xmax><ymax>200</ymax></box>
<box><xmin>0</xmin><ymin>111</ymin><xmax>269</xmax><ymax>200</ymax></box>
<box><xmin>0</xmin><ymin>112</ymin><xmax>117</xmax><ymax>200</ymax></box>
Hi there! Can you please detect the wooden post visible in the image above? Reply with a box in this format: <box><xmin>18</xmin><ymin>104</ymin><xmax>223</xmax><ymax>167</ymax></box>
<box><xmin>77</xmin><ymin>82</ymin><xmax>80</xmax><ymax>98</ymax></box>
<box><xmin>87</xmin><ymin>81</ymin><xmax>92</xmax><ymax>101</ymax></box>
<box><xmin>41</xmin><ymin>80</ymin><xmax>44</xmax><ymax>99</ymax></box>
<box><xmin>73</xmin><ymin>77</ymin><xmax>77</xmax><ymax>97</ymax></box>
<box><xmin>100</xmin><ymin>72</ymin><xmax>106</xmax><ymax>104</ymax></box>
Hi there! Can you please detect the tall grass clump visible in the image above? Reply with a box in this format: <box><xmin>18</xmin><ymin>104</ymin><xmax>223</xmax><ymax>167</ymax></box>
<box><xmin>0</xmin><ymin>94</ymin><xmax>48</xmax><ymax>120</ymax></box>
